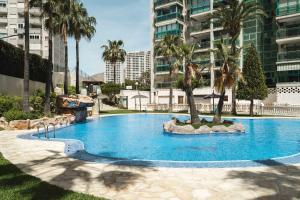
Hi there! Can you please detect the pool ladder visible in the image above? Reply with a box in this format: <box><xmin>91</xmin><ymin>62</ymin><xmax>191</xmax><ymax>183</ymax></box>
<box><xmin>36</xmin><ymin>122</ymin><xmax>56</xmax><ymax>139</ymax></box>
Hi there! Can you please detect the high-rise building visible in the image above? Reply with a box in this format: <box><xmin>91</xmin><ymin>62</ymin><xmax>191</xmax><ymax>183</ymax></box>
<box><xmin>105</xmin><ymin>50</ymin><xmax>152</xmax><ymax>84</ymax></box>
<box><xmin>151</xmin><ymin>0</ymin><xmax>300</xmax><ymax>105</ymax></box>
<box><xmin>0</xmin><ymin>0</ymin><xmax>65</xmax><ymax>72</ymax></box>
<box><xmin>124</xmin><ymin>51</ymin><xmax>152</xmax><ymax>81</ymax></box>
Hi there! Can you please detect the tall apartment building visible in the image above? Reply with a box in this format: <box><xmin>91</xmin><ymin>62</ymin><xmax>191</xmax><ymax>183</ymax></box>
<box><xmin>151</xmin><ymin>0</ymin><xmax>300</xmax><ymax>105</ymax></box>
<box><xmin>0</xmin><ymin>0</ymin><xmax>65</xmax><ymax>72</ymax></box>
<box><xmin>124</xmin><ymin>51</ymin><xmax>152</xmax><ymax>81</ymax></box>
<box><xmin>105</xmin><ymin>51</ymin><xmax>152</xmax><ymax>84</ymax></box>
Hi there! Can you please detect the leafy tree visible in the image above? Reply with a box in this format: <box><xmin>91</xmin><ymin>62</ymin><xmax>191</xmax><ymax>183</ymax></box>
<box><xmin>212</xmin><ymin>0</ymin><xmax>267</xmax><ymax>115</ymax></box>
<box><xmin>101</xmin><ymin>40</ymin><xmax>126</xmax><ymax>83</ymax></box>
<box><xmin>154</xmin><ymin>35</ymin><xmax>181</xmax><ymax>112</ymax></box>
<box><xmin>237</xmin><ymin>44</ymin><xmax>268</xmax><ymax>116</ymax></box>
<box><xmin>101</xmin><ymin>83</ymin><xmax>121</xmax><ymax>99</ymax></box>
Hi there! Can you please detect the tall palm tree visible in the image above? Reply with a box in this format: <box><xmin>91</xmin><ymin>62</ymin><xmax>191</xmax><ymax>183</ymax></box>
<box><xmin>23</xmin><ymin>0</ymin><xmax>30</xmax><ymax>112</ymax></box>
<box><xmin>177</xmin><ymin>43</ymin><xmax>206</xmax><ymax>124</ymax></box>
<box><xmin>101</xmin><ymin>40</ymin><xmax>126</xmax><ymax>84</ymax></box>
<box><xmin>30</xmin><ymin>0</ymin><xmax>60</xmax><ymax>114</ymax></box>
<box><xmin>69</xmin><ymin>1</ymin><xmax>96</xmax><ymax>94</ymax></box>
<box><xmin>213</xmin><ymin>40</ymin><xmax>241</xmax><ymax>123</ymax></box>
<box><xmin>154</xmin><ymin>35</ymin><xmax>180</xmax><ymax>112</ymax></box>
<box><xmin>212</xmin><ymin>0</ymin><xmax>267</xmax><ymax>115</ymax></box>
<box><xmin>53</xmin><ymin>0</ymin><xmax>72</xmax><ymax>95</ymax></box>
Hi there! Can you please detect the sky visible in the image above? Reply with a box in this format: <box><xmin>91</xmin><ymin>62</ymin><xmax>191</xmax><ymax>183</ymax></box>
<box><xmin>68</xmin><ymin>0</ymin><xmax>152</xmax><ymax>75</ymax></box>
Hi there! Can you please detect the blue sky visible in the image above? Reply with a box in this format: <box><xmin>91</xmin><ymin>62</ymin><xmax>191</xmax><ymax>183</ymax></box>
<box><xmin>68</xmin><ymin>0</ymin><xmax>152</xmax><ymax>75</ymax></box>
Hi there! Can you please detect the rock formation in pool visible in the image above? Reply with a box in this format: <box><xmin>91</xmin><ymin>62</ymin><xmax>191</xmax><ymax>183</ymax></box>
<box><xmin>163</xmin><ymin>117</ymin><xmax>245</xmax><ymax>134</ymax></box>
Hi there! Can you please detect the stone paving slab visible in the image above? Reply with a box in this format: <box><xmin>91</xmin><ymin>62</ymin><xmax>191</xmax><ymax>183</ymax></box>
<box><xmin>0</xmin><ymin>130</ymin><xmax>300</xmax><ymax>200</ymax></box>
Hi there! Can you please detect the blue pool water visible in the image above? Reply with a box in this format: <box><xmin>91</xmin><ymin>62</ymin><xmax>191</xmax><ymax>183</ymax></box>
<box><xmin>47</xmin><ymin>114</ymin><xmax>300</xmax><ymax>162</ymax></box>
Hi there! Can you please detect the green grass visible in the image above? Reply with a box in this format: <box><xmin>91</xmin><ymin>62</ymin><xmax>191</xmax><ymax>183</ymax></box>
<box><xmin>0</xmin><ymin>153</ymin><xmax>106</xmax><ymax>200</ymax></box>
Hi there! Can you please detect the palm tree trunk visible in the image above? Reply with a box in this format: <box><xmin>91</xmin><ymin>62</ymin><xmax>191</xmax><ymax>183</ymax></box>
<box><xmin>113</xmin><ymin>62</ymin><xmax>116</xmax><ymax>84</ymax></box>
<box><xmin>169</xmin><ymin>83</ymin><xmax>173</xmax><ymax>113</ymax></box>
<box><xmin>250</xmin><ymin>99</ymin><xmax>254</xmax><ymax>116</ymax></box>
<box><xmin>231</xmin><ymin>39</ymin><xmax>238</xmax><ymax>115</ymax></box>
<box><xmin>185</xmin><ymin>86</ymin><xmax>200</xmax><ymax>124</ymax></box>
<box><xmin>44</xmin><ymin>15</ymin><xmax>53</xmax><ymax>114</ymax></box>
<box><xmin>63</xmin><ymin>26</ymin><xmax>69</xmax><ymax>95</ymax></box>
<box><xmin>213</xmin><ymin>91</ymin><xmax>226</xmax><ymax>123</ymax></box>
<box><xmin>23</xmin><ymin>0</ymin><xmax>30</xmax><ymax>112</ymax></box>
<box><xmin>75</xmin><ymin>39</ymin><xmax>80</xmax><ymax>94</ymax></box>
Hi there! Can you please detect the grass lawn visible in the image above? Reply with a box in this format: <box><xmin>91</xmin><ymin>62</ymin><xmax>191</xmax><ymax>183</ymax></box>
<box><xmin>0</xmin><ymin>153</ymin><xmax>106</xmax><ymax>200</ymax></box>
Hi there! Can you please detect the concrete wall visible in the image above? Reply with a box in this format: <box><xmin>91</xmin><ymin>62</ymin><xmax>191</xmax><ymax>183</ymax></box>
<box><xmin>120</xmin><ymin>90</ymin><xmax>151</xmax><ymax>110</ymax></box>
<box><xmin>0</xmin><ymin>74</ymin><xmax>45</xmax><ymax>96</ymax></box>
<box><xmin>276</xmin><ymin>83</ymin><xmax>300</xmax><ymax>105</ymax></box>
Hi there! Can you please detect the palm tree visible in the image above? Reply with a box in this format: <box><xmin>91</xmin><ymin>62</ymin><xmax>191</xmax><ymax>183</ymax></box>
<box><xmin>69</xmin><ymin>1</ymin><xmax>96</xmax><ymax>94</ymax></box>
<box><xmin>23</xmin><ymin>0</ymin><xmax>30</xmax><ymax>112</ymax></box>
<box><xmin>30</xmin><ymin>0</ymin><xmax>59</xmax><ymax>114</ymax></box>
<box><xmin>154</xmin><ymin>35</ymin><xmax>180</xmax><ymax>112</ymax></box>
<box><xmin>212</xmin><ymin>0</ymin><xmax>267</xmax><ymax>115</ymax></box>
<box><xmin>177</xmin><ymin>44</ymin><xmax>206</xmax><ymax>124</ymax></box>
<box><xmin>101</xmin><ymin>40</ymin><xmax>126</xmax><ymax>84</ymax></box>
<box><xmin>53</xmin><ymin>0</ymin><xmax>72</xmax><ymax>95</ymax></box>
<box><xmin>212</xmin><ymin>40</ymin><xmax>241</xmax><ymax>123</ymax></box>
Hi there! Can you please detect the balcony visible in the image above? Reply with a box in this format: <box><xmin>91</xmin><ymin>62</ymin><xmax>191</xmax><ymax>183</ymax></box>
<box><xmin>277</xmin><ymin>50</ymin><xmax>300</xmax><ymax>62</ymax></box>
<box><xmin>277</xmin><ymin>26</ymin><xmax>300</xmax><ymax>39</ymax></box>
<box><xmin>192</xmin><ymin>54</ymin><xmax>211</xmax><ymax>65</ymax></box>
<box><xmin>155</xmin><ymin>30</ymin><xmax>182</xmax><ymax>40</ymax></box>
<box><xmin>276</xmin><ymin>2</ymin><xmax>300</xmax><ymax>17</ymax></box>
<box><xmin>189</xmin><ymin>22</ymin><xmax>210</xmax><ymax>34</ymax></box>
<box><xmin>156</xmin><ymin>12</ymin><xmax>183</xmax><ymax>23</ymax></box>
<box><xmin>155</xmin><ymin>82</ymin><xmax>171</xmax><ymax>89</ymax></box>
<box><xmin>155</xmin><ymin>64</ymin><xmax>183</xmax><ymax>73</ymax></box>
<box><xmin>0</xmin><ymin>17</ymin><xmax>7</xmax><ymax>23</ymax></box>
<box><xmin>0</xmin><ymin>7</ymin><xmax>7</xmax><ymax>13</ymax></box>
<box><xmin>195</xmin><ymin>41</ymin><xmax>210</xmax><ymax>51</ymax></box>
<box><xmin>189</xmin><ymin>2</ymin><xmax>210</xmax><ymax>16</ymax></box>
<box><xmin>154</xmin><ymin>0</ymin><xmax>183</xmax><ymax>8</ymax></box>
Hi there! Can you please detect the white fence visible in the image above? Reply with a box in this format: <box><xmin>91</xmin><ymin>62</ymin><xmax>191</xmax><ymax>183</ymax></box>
<box><xmin>146</xmin><ymin>103</ymin><xmax>300</xmax><ymax>117</ymax></box>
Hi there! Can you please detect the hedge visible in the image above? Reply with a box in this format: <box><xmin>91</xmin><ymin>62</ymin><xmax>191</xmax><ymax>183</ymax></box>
<box><xmin>0</xmin><ymin>40</ymin><xmax>48</xmax><ymax>83</ymax></box>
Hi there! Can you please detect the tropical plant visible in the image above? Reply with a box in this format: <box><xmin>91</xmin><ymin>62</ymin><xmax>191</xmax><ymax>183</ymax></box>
<box><xmin>237</xmin><ymin>44</ymin><xmax>268</xmax><ymax>116</ymax></box>
<box><xmin>212</xmin><ymin>0</ymin><xmax>267</xmax><ymax>115</ymax></box>
<box><xmin>23</xmin><ymin>0</ymin><xmax>30</xmax><ymax>112</ymax></box>
<box><xmin>101</xmin><ymin>40</ymin><xmax>127</xmax><ymax>84</ymax></box>
<box><xmin>30</xmin><ymin>0</ymin><xmax>59</xmax><ymax>114</ymax></box>
<box><xmin>69</xmin><ymin>1</ymin><xmax>96</xmax><ymax>94</ymax></box>
<box><xmin>176</xmin><ymin>43</ymin><xmax>206</xmax><ymax>124</ymax></box>
<box><xmin>52</xmin><ymin>0</ymin><xmax>72</xmax><ymax>95</ymax></box>
<box><xmin>154</xmin><ymin>35</ymin><xmax>181</xmax><ymax>112</ymax></box>
<box><xmin>212</xmin><ymin>40</ymin><xmax>241</xmax><ymax>123</ymax></box>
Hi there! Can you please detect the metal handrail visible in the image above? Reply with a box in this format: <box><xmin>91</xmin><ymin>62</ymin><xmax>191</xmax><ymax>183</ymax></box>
<box><xmin>36</xmin><ymin>122</ymin><xmax>46</xmax><ymax>139</ymax></box>
<box><xmin>46</xmin><ymin>123</ymin><xmax>56</xmax><ymax>139</ymax></box>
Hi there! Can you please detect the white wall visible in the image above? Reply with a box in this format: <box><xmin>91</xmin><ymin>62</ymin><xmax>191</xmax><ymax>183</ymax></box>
<box><xmin>276</xmin><ymin>83</ymin><xmax>300</xmax><ymax>105</ymax></box>
<box><xmin>120</xmin><ymin>90</ymin><xmax>151</xmax><ymax>110</ymax></box>
<box><xmin>0</xmin><ymin>74</ymin><xmax>45</xmax><ymax>96</ymax></box>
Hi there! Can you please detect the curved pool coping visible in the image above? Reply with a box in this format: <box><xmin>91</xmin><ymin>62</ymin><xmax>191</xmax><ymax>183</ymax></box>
<box><xmin>19</xmin><ymin>113</ymin><xmax>300</xmax><ymax>168</ymax></box>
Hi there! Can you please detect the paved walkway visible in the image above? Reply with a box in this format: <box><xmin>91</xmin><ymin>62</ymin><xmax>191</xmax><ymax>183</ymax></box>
<box><xmin>0</xmin><ymin>130</ymin><xmax>300</xmax><ymax>200</ymax></box>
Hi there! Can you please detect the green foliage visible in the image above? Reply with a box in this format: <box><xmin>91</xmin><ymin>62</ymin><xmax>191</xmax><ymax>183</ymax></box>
<box><xmin>101</xmin><ymin>83</ymin><xmax>121</xmax><ymax>96</ymax></box>
<box><xmin>29</xmin><ymin>89</ymin><xmax>57</xmax><ymax>114</ymax></box>
<box><xmin>68</xmin><ymin>86</ymin><xmax>76</xmax><ymax>95</ymax></box>
<box><xmin>237</xmin><ymin>44</ymin><xmax>268</xmax><ymax>101</ymax></box>
<box><xmin>3</xmin><ymin>110</ymin><xmax>42</xmax><ymax>122</ymax></box>
<box><xmin>0</xmin><ymin>95</ymin><xmax>22</xmax><ymax>117</ymax></box>
<box><xmin>176</xmin><ymin>75</ymin><xmax>206</xmax><ymax>91</ymax></box>
<box><xmin>0</xmin><ymin>40</ymin><xmax>48</xmax><ymax>83</ymax></box>
<box><xmin>124</xmin><ymin>80</ymin><xmax>150</xmax><ymax>91</ymax></box>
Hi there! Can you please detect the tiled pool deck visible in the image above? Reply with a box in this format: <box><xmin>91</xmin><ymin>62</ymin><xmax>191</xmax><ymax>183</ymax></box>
<box><xmin>0</xmin><ymin>115</ymin><xmax>300</xmax><ymax>199</ymax></box>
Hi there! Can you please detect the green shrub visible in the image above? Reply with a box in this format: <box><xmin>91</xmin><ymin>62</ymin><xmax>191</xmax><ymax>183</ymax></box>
<box><xmin>30</xmin><ymin>89</ymin><xmax>45</xmax><ymax>113</ymax></box>
<box><xmin>0</xmin><ymin>95</ymin><xmax>22</xmax><ymax>117</ymax></box>
<box><xmin>3</xmin><ymin>110</ymin><xmax>42</xmax><ymax>122</ymax></box>
<box><xmin>68</xmin><ymin>86</ymin><xmax>76</xmax><ymax>95</ymax></box>
<box><xmin>0</xmin><ymin>40</ymin><xmax>48</xmax><ymax>83</ymax></box>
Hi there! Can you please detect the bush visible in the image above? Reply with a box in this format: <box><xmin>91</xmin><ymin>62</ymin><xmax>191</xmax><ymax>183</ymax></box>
<box><xmin>68</xmin><ymin>86</ymin><xmax>76</xmax><ymax>95</ymax></box>
<box><xmin>0</xmin><ymin>40</ymin><xmax>48</xmax><ymax>83</ymax></box>
<box><xmin>29</xmin><ymin>89</ymin><xmax>57</xmax><ymax>114</ymax></box>
<box><xmin>3</xmin><ymin>110</ymin><xmax>42</xmax><ymax>122</ymax></box>
<box><xmin>0</xmin><ymin>95</ymin><xmax>22</xmax><ymax>117</ymax></box>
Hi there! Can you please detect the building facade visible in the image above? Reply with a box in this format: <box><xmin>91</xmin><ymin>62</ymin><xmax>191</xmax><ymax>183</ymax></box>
<box><xmin>124</xmin><ymin>51</ymin><xmax>152</xmax><ymax>81</ymax></box>
<box><xmin>0</xmin><ymin>0</ymin><xmax>65</xmax><ymax>72</ymax></box>
<box><xmin>104</xmin><ymin>61</ymin><xmax>123</xmax><ymax>84</ymax></box>
<box><xmin>151</xmin><ymin>0</ymin><xmax>300</xmax><ymax>105</ymax></box>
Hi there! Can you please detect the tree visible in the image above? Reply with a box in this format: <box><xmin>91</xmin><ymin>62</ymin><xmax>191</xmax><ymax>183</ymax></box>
<box><xmin>30</xmin><ymin>0</ymin><xmax>59</xmax><ymax>114</ymax></box>
<box><xmin>213</xmin><ymin>40</ymin><xmax>241</xmax><ymax>123</ymax></box>
<box><xmin>53</xmin><ymin>0</ymin><xmax>72</xmax><ymax>95</ymax></box>
<box><xmin>101</xmin><ymin>82</ymin><xmax>121</xmax><ymax>105</ymax></box>
<box><xmin>212</xmin><ymin>0</ymin><xmax>267</xmax><ymax>115</ymax></box>
<box><xmin>69</xmin><ymin>1</ymin><xmax>96</xmax><ymax>94</ymax></box>
<box><xmin>101</xmin><ymin>40</ymin><xmax>126</xmax><ymax>84</ymax></box>
<box><xmin>237</xmin><ymin>44</ymin><xmax>268</xmax><ymax>116</ymax></box>
<box><xmin>176</xmin><ymin>43</ymin><xmax>206</xmax><ymax>124</ymax></box>
<box><xmin>154</xmin><ymin>35</ymin><xmax>181</xmax><ymax>112</ymax></box>
<box><xmin>23</xmin><ymin>0</ymin><xmax>30</xmax><ymax>112</ymax></box>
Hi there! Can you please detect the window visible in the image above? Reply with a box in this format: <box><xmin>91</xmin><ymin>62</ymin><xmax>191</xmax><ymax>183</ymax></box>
<box><xmin>18</xmin><ymin>24</ymin><xmax>24</xmax><ymax>29</ymax></box>
<box><xmin>178</xmin><ymin>96</ymin><xmax>184</xmax><ymax>104</ymax></box>
<box><xmin>0</xmin><ymin>2</ymin><xmax>6</xmax><ymax>7</ymax></box>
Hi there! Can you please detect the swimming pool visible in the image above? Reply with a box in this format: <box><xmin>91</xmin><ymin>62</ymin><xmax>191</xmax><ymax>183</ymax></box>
<box><xmin>46</xmin><ymin>114</ymin><xmax>300</xmax><ymax>162</ymax></box>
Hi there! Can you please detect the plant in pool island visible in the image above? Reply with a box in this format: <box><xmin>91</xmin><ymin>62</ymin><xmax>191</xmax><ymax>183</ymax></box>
<box><xmin>237</xmin><ymin>44</ymin><xmax>268</xmax><ymax>116</ymax></box>
<box><xmin>154</xmin><ymin>34</ymin><xmax>181</xmax><ymax>113</ymax></box>
<box><xmin>101</xmin><ymin>40</ymin><xmax>127</xmax><ymax>84</ymax></box>
<box><xmin>211</xmin><ymin>0</ymin><xmax>267</xmax><ymax>115</ymax></box>
<box><xmin>212</xmin><ymin>39</ymin><xmax>241</xmax><ymax>123</ymax></box>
